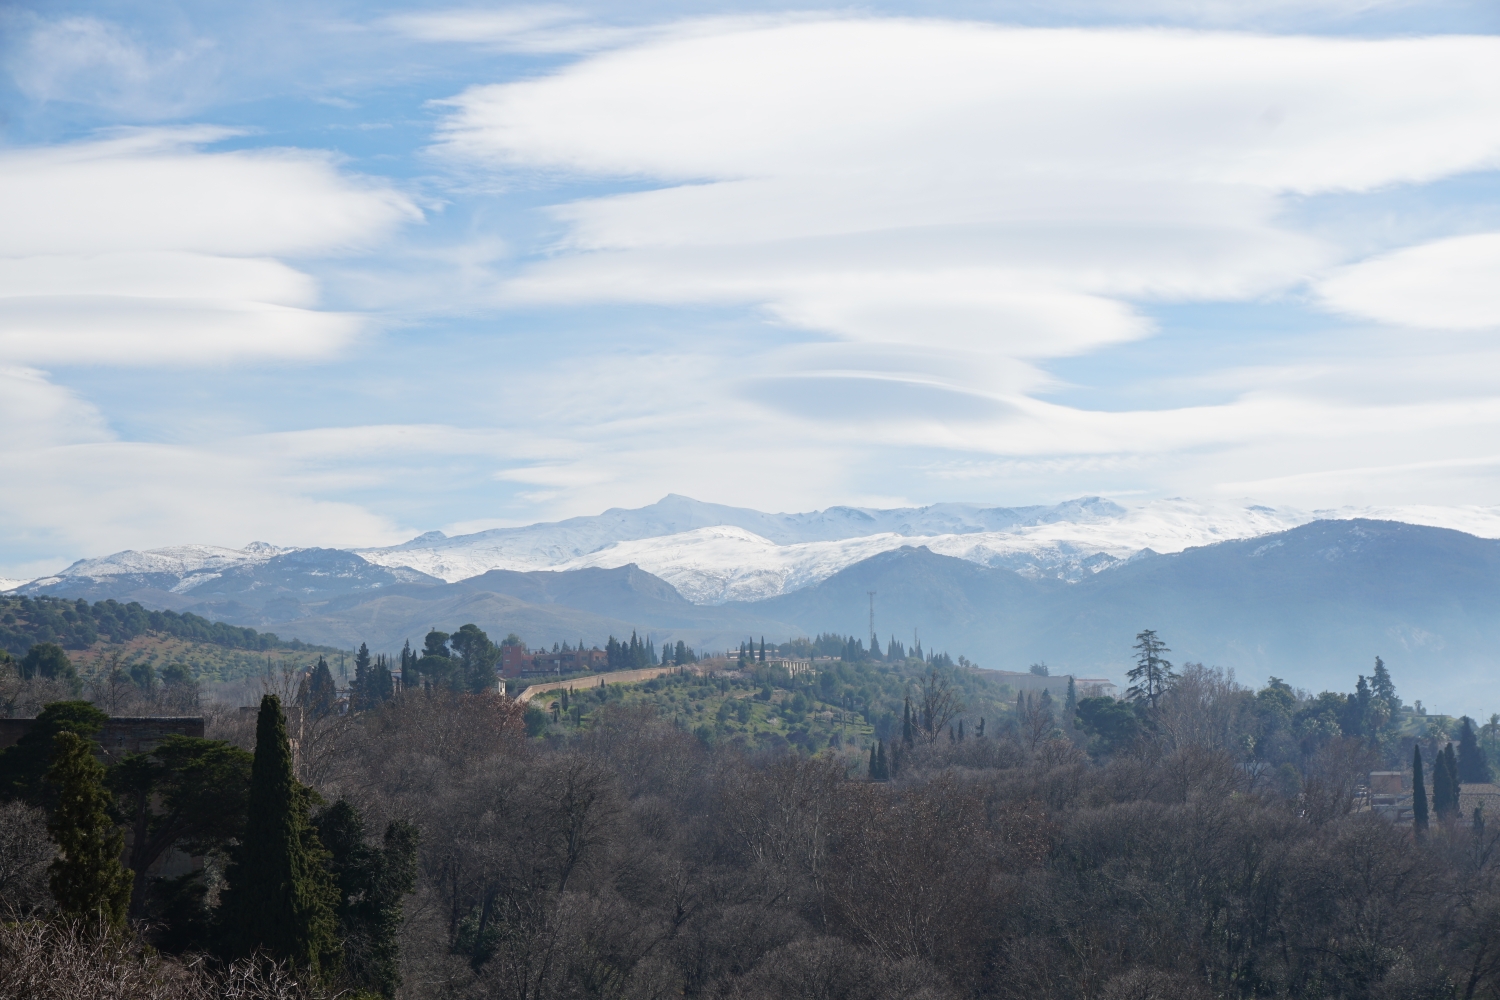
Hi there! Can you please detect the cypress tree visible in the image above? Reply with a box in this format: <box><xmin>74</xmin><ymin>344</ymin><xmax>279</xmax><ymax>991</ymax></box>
<box><xmin>305</xmin><ymin>657</ymin><xmax>337</xmax><ymax>719</ymax></box>
<box><xmin>1441</xmin><ymin>743</ymin><xmax>1462</xmax><ymax>820</ymax></box>
<box><xmin>46</xmin><ymin>731</ymin><xmax>133</xmax><ymax>926</ymax></box>
<box><xmin>957</xmin><ymin>719</ymin><xmax>965</xmax><ymax>742</ymax></box>
<box><xmin>902</xmin><ymin>697</ymin><xmax>914</xmax><ymax>747</ymax></box>
<box><xmin>1412</xmin><ymin>745</ymin><xmax>1429</xmax><ymax>836</ymax></box>
<box><xmin>875</xmin><ymin>740</ymin><xmax>888</xmax><ymax>780</ymax></box>
<box><xmin>1458</xmin><ymin>717</ymin><xmax>1493</xmax><ymax>783</ymax></box>
<box><xmin>868</xmin><ymin>744</ymin><xmax>878</xmax><ymax>779</ymax></box>
<box><xmin>1065</xmin><ymin>677</ymin><xmax>1078</xmax><ymax>727</ymax></box>
<box><xmin>220</xmin><ymin>695</ymin><xmax>340</xmax><ymax>978</ymax></box>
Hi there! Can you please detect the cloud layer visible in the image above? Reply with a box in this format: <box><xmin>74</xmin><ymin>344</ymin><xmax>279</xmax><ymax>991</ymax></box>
<box><xmin>0</xmin><ymin>128</ymin><xmax>419</xmax><ymax>365</ymax></box>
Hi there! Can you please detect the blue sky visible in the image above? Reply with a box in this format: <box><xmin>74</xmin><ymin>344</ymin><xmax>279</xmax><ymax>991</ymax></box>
<box><xmin>1</xmin><ymin>0</ymin><xmax>1499</xmax><ymax>578</ymax></box>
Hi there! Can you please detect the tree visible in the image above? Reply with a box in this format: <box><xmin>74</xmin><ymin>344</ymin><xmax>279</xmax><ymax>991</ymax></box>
<box><xmin>351</xmin><ymin>643</ymin><xmax>372</xmax><ymax>711</ymax></box>
<box><xmin>0</xmin><ymin>700</ymin><xmax>108</xmax><ymax>806</ymax></box>
<box><xmin>316</xmin><ymin>800</ymin><xmax>419</xmax><ymax>998</ymax></box>
<box><xmin>1064</xmin><ymin>676</ymin><xmax>1078</xmax><ymax>729</ymax></box>
<box><xmin>902</xmin><ymin>696</ymin><xmax>914</xmax><ymax>747</ymax></box>
<box><xmin>20</xmin><ymin>643</ymin><xmax>77</xmax><ymax>687</ymax></box>
<box><xmin>108</xmin><ymin>735</ymin><xmax>253</xmax><ymax>917</ymax></box>
<box><xmin>1029</xmin><ymin>662</ymin><xmax>1049</xmax><ymax>676</ymax></box>
<box><xmin>1371</xmin><ymin>656</ymin><xmax>1397</xmax><ymax>722</ymax></box>
<box><xmin>914</xmin><ymin>668</ymin><xmax>961</xmax><ymax>744</ymax></box>
<box><xmin>304</xmin><ymin>656</ymin><xmax>338</xmax><ymax>718</ymax></box>
<box><xmin>1127</xmin><ymin>630</ymin><xmax>1176</xmax><ymax>709</ymax></box>
<box><xmin>219</xmin><ymin>694</ymin><xmax>340</xmax><ymax>979</ymax></box>
<box><xmin>1435</xmin><ymin>743</ymin><xmax>1462</xmax><ymax>823</ymax></box>
<box><xmin>46</xmin><ymin>731</ymin><xmax>132</xmax><ymax>926</ymax></box>
<box><xmin>1412</xmin><ymin>745</ymin><xmax>1429</xmax><ymax>836</ymax></box>
<box><xmin>1076</xmin><ymin>697</ymin><xmax>1140</xmax><ymax>756</ymax></box>
<box><xmin>450</xmin><ymin>624</ymin><xmax>500</xmax><ymax>693</ymax></box>
<box><xmin>1458</xmin><ymin>717</ymin><xmax>1492</xmax><ymax>783</ymax></box>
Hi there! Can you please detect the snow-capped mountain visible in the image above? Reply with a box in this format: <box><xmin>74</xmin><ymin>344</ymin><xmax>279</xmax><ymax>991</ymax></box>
<box><xmin>18</xmin><ymin>496</ymin><xmax>1500</xmax><ymax>608</ymax></box>
<box><xmin>354</xmin><ymin>496</ymin><xmax>1500</xmax><ymax>605</ymax></box>
<box><xmin>20</xmin><ymin>542</ymin><xmax>288</xmax><ymax>594</ymax></box>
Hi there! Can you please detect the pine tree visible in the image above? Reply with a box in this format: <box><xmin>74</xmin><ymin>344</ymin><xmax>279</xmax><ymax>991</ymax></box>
<box><xmin>220</xmin><ymin>695</ymin><xmax>341</xmax><ymax>978</ymax></box>
<box><xmin>1412</xmin><ymin>745</ymin><xmax>1430</xmax><ymax>836</ymax></box>
<box><xmin>1458</xmin><ymin>717</ymin><xmax>1493</xmax><ymax>783</ymax></box>
<box><xmin>1127</xmin><ymin>630</ymin><xmax>1176</xmax><ymax>709</ymax></box>
<box><xmin>46</xmin><ymin>731</ymin><xmax>132</xmax><ymax>926</ymax></box>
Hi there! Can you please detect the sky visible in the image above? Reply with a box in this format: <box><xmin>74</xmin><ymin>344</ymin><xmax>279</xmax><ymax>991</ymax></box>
<box><xmin>1</xmin><ymin>0</ymin><xmax>1499</xmax><ymax>579</ymax></box>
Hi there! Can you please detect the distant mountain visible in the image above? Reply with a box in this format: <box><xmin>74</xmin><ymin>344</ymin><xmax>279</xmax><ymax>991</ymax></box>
<box><xmin>20</xmin><ymin>495</ymin><xmax>1500</xmax><ymax>608</ymax></box>
<box><xmin>256</xmin><ymin>565</ymin><xmax>799</xmax><ymax>652</ymax></box>
<box><xmin>752</xmin><ymin>519</ymin><xmax>1500</xmax><ymax>708</ymax></box>
<box><xmin>18</xmin><ymin>547</ymin><xmax>441</xmax><ymax>626</ymax></box>
<box><xmin>352</xmin><ymin>495</ymin><xmax>1500</xmax><ymax>603</ymax></box>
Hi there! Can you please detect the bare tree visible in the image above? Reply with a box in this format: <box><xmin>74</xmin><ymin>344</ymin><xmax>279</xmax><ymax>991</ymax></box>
<box><xmin>0</xmin><ymin>801</ymin><xmax>55</xmax><ymax>915</ymax></box>
<box><xmin>914</xmin><ymin>668</ymin><xmax>961</xmax><ymax>744</ymax></box>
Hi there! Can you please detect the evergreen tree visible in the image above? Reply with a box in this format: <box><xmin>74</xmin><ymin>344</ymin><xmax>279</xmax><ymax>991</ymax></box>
<box><xmin>1458</xmin><ymin>717</ymin><xmax>1493</xmax><ymax>782</ymax></box>
<box><xmin>1432</xmin><ymin>744</ymin><xmax>1455</xmax><ymax>821</ymax></box>
<box><xmin>46</xmin><ymin>731</ymin><xmax>132</xmax><ymax>926</ymax></box>
<box><xmin>1442</xmin><ymin>743</ymin><xmax>1462</xmax><ymax>820</ymax></box>
<box><xmin>758</xmin><ymin>637</ymin><xmax>766</xmax><ymax>663</ymax></box>
<box><xmin>0</xmin><ymin>700</ymin><xmax>109</xmax><ymax>806</ymax></box>
<box><xmin>1065</xmin><ymin>677</ymin><xmax>1078</xmax><ymax>728</ymax></box>
<box><xmin>352</xmin><ymin>643</ymin><xmax>371</xmax><ymax>710</ymax></box>
<box><xmin>304</xmin><ymin>656</ymin><xmax>338</xmax><ymax>718</ymax></box>
<box><xmin>957</xmin><ymin>719</ymin><xmax>965</xmax><ymax>742</ymax></box>
<box><xmin>316</xmin><ymin>800</ymin><xmax>419</xmax><ymax>998</ymax></box>
<box><xmin>1371</xmin><ymin>656</ymin><xmax>1397</xmax><ymax>719</ymax></box>
<box><xmin>1412</xmin><ymin>745</ymin><xmax>1430</xmax><ymax>836</ymax></box>
<box><xmin>875</xmin><ymin>740</ymin><xmax>888</xmax><ymax>779</ymax></box>
<box><xmin>1127</xmin><ymin>630</ymin><xmax>1176</xmax><ymax>709</ymax></box>
<box><xmin>868</xmin><ymin>744</ymin><xmax>878</xmax><ymax>779</ymax></box>
<box><xmin>902</xmin><ymin>697</ymin><xmax>914</xmax><ymax>747</ymax></box>
<box><xmin>220</xmin><ymin>695</ymin><xmax>340</xmax><ymax>978</ymax></box>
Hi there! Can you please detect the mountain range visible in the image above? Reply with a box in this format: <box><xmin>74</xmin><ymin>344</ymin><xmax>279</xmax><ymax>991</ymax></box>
<box><xmin>9</xmin><ymin>496</ymin><xmax>1500</xmax><ymax>709</ymax></box>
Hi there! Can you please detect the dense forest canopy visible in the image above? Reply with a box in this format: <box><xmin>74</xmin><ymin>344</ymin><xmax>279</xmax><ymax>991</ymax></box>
<box><xmin>3</xmin><ymin>620</ymin><xmax>1500</xmax><ymax>999</ymax></box>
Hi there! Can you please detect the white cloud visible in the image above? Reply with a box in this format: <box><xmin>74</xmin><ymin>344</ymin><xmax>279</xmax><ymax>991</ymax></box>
<box><xmin>438</xmin><ymin>21</ymin><xmax>1500</xmax><ymax>372</ymax></box>
<box><xmin>1317</xmin><ymin>232</ymin><xmax>1500</xmax><ymax>330</ymax></box>
<box><xmin>0</xmin><ymin>129</ymin><xmax>421</xmax><ymax>365</ymax></box>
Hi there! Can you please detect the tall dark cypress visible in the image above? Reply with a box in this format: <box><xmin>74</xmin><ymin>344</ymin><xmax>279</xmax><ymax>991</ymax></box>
<box><xmin>220</xmin><ymin>695</ymin><xmax>341</xmax><ymax>978</ymax></box>
<box><xmin>1458</xmin><ymin>717</ymin><xmax>1493</xmax><ymax>783</ymax></box>
<box><xmin>902</xmin><ymin>697</ymin><xmax>914</xmax><ymax>747</ymax></box>
<box><xmin>868</xmin><ymin>744</ymin><xmax>878</xmax><ymax>780</ymax></box>
<box><xmin>1441</xmin><ymin>743</ymin><xmax>1462</xmax><ymax>820</ymax></box>
<box><xmin>875</xmin><ymin>740</ymin><xmax>887</xmax><ymax>780</ymax></box>
<box><xmin>1412</xmin><ymin>745</ymin><xmax>1429</xmax><ymax>836</ymax></box>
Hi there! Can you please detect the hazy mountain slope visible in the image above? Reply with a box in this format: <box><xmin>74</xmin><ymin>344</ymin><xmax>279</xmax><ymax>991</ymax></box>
<box><xmin>757</xmin><ymin>520</ymin><xmax>1500</xmax><ymax>706</ymax></box>
<box><xmin>274</xmin><ymin>573</ymin><xmax>799</xmax><ymax>652</ymax></box>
